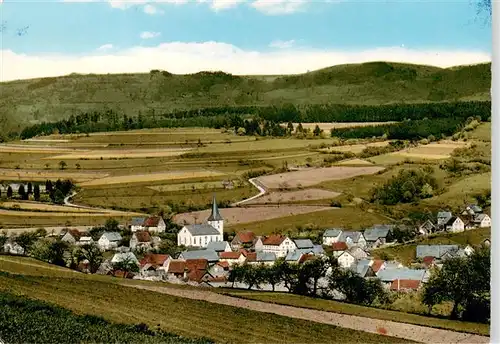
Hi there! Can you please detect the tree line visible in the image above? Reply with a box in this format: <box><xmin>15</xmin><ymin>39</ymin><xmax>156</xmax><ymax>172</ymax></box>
<box><xmin>0</xmin><ymin>179</ymin><xmax>74</xmax><ymax>204</ymax></box>
<box><xmin>18</xmin><ymin>101</ymin><xmax>490</xmax><ymax>140</ymax></box>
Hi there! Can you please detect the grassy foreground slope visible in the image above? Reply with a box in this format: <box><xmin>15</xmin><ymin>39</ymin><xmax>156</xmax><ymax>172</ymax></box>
<box><xmin>0</xmin><ymin>257</ymin><xmax>406</xmax><ymax>344</ymax></box>
<box><xmin>0</xmin><ymin>62</ymin><xmax>491</xmax><ymax>127</ymax></box>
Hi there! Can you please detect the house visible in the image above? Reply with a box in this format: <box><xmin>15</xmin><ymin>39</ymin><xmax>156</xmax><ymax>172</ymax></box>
<box><xmin>437</xmin><ymin>211</ymin><xmax>453</xmax><ymax>228</ymax></box>
<box><xmin>219</xmin><ymin>251</ymin><xmax>246</xmax><ymax>266</ymax></box>
<box><xmin>206</xmin><ymin>240</ymin><xmax>232</xmax><ymax>253</ymax></box>
<box><xmin>285</xmin><ymin>249</ymin><xmax>316</xmax><ymax>264</ymax></box>
<box><xmin>337</xmin><ymin>231</ymin><xmax>367</xmax><ymax>249</ymax></box>
<box><xmin>444</xmin><ymin>217</ymin><xmax>465</xmax><ymax>233</ymax></box>
<box><xmin>331</xmin><ymin>242</ymin><xmax>348</xmax><ymax>258</ymax></box>
<box><xmin>77</xmin><ymin>236</ymin><xmax>94</xmax><ymax>246</ymax></box>
<box><xmin>130</xmin><ymin>217</ymin><xmax>146</xmax><ymax>232</ymax></box>
<box><xmin>177</xmin><ymin>196</ymin><xmax>224</xmax><ymax>248</ymax></box>
<box><xmin>247</xmin><ymin>251</ymin><xmax>276</xmax><ymax>266</ymax></box>
<box><xmin>390</xmin><ymin>279</ymin><xmax>422</xmax><ymax>292</ymax></box>
<box><xmin>376</xmin><ymin>268</ymin><xmax>427</xmax><ymax>288</ymax></box>
<box><xmin>351</xmin><ymin>259</ymin><xmax>376</xmax><ymax>278</ymax></box>
<box><xmin>3</xmin><ymin>239</ymin><xmax>24</xmax><ymax>255</ymax></box>
<box><xmin>312</xmin><ymin>244</ymin><xmax>325</xmax><ymax>256</ymax></box>
<box><xmin>129</xmin><ymin>231</ymin><xmax>152</xmax><ymax>251</ymax></box>
<box><xmin>139</xmin><ymin>254</ymin><xmax>169</xmax><ymax>271</ymax></box>
<box><xmin>471</xmin><ymin>214</ymin><xmax>491</xmax><ymax>228</ymax></box>
<box><xmin>178</xmin><ymin>249</ymin><xmax>220</xmax><ymax>263</ymax></box>
<box><xmin>111</xmin><ymin>252</ymin><xmax>139</xmax><ymax>265</ymax></box>
<box><xmin>482</xmin><ymin>238</ymin><xmax>491</xmax><ymax>247</ymax></box>
<box><xmin>206</xmin><ymin>262</ymin><xmax>230</xmax><ymax>282</ymax></box>
<box><xmin>97</xmin><ymin>232</ymin><xmax>123</xmax><ymax>251</ymax></box>
<box><xmin>185</xmin><ymin>259</ymin><xmax>211</xmax><ymax>284</ymax></box>
<box><xmin>165</xmin><ymin>259</ymin><xmax>187</xmax><ymax>280</ymax></box>
<box><xmin>337</xmin><ymin>247</ymin><xmax>369</xmax><ymax>269</ymax></box>
<box><xmin>61</xmin><ymin>229</ymin><xmax>85</xmax><ymax>245</ymax></box>
<box><xmin>254</xmin><ymin>235</ymin><xmax>296</xmax><ymax>258</ymax></box>
<box><xmin>230</xmin><ymin>231</ymin><xmax>256</xmax><ymax>250</ymax></box>
<box><xmin>461</xmin><ymin>204</ymin><xmax>483</xmax><ymax>217</ymax></box>
<box><xmin>422</xmin><ymin>256</ymin><xmax>437</xmax><ymax>269</ymax></box>
<box><xmin>371</xmin><ymin>259</ymin><xmax>386</xmax><ymax>273</ymax></box>
<box><xmin>322</xmin><ymin>228</ymin><xmax>343</xmax><ymax>245</ymax></box>
<box><xmin>293</xmin><ymin>239</ymin><xmax>314</xmax><ymax>250</ymax></box>
<box><xmin>416</xmin><ymin>245</ymin><xmax>459</xmax><ymax>260</ymax></box>
<box><xmin>363</xmin><ymin>225</ymin><xmax>394</xmax><ymax>248</ymax></box>
<box><xmin>143</xmin><ymin>216</ymin><xmax>166</xmax><ymax>233</ymax></box>
<box><xmin>418</xmin><ymin>220</ymin><xmax>436</xmax><ymax>236</ymax></box>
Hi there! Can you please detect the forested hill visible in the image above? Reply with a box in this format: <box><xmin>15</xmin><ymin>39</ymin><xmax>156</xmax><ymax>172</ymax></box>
<box><xmin>0</xmin><ymin>61</ymin><xmax>491</xmax><ymax>134</ymax></box>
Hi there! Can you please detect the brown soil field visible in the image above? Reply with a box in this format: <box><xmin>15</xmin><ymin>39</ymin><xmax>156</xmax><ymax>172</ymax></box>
<box><xmin>0</xmin><ymin>169</ymin><xmax>109</xmax><ymax>182</ymax></box>
<box><xmin>79</xmin><ymin>170</ymin><xmax>226</xmax><ymax>187</ymax></box>
<box><xmin>257</xmin><ymin>166</ymin><xmax>385</xmax><ymax>189</ymax></box>
<box><xmin>0</xmin><ymin>144</ymin><xmax>78</xmax><ymax>153</ymax></box>
<box><xmin>391</xmin><ymin>142</ymin><xmax>470</xmax><ymax>160</ymax></box>
<box><xmin>322</xmin><ymin>141</ymin><xmax>391</xmax><ymax>154</ymax></box>
<box><xmin>0</xmin><ymin>201</ymin><xmax>136</xmax><ymax>215</ymax></box>
<box><xmin>0</xmin><ymin>209</ymin><xmax>134</xmax><ymax>217</ymax></box>
<box><xmin>294</xmin><ymin>122</ymin><xmax>398</xmax><ymax>130</ymax></box>
<box><xmin>174</xmin><ymin>205</ymin><xmax>333</xmax><ymax>226</ymax></box>
<box><xmin>45</xmin><ymin>148</ymin><xmax>192</xmax><ymax>160</ymax></box>
<box><xmin>246</xmin><ymin>189</ymin><xmax>341</xmax><ymax>205</ymax></box>
<box><xmin>336</xmin><ymin>158</ymin><xmax>374</xmax><ymax>166</ymax></box>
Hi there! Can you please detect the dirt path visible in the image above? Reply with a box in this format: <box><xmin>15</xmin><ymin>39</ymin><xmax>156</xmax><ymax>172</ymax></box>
<box><xmin>232</xmin><ymin>178</ymin><xmax>267</xmax><ymax>206</ymax></box>
<box><xmin>124</xmin><ymin>284</ymin><xmax>489</xmax><ymax>344</ymax></box>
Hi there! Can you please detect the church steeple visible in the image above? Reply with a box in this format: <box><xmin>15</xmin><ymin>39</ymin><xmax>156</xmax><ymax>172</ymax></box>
<box><xmin>207</xmin><ymin>194</ymin><xmax>223</xmax><ymax>221</ymax></box>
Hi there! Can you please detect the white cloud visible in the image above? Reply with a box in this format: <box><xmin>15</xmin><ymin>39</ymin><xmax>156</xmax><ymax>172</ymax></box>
<box><xmin>143</xmin><ymin>4</ymin><xmax>163</xmax><ymax>14</ymax></box>
<box><xmin>140</xmin><ymin>31</ymin><xmax>161</xmax><ymax>39</ymax></box>
<box><xmin>0</xmin><ymin>42</ymin><xmax>491</xmax><ymax>82</ymax></box>
<box><xmin>97</xmin><ymin>44</ymin><xmax>114</xmax><ymax>51</ymax></box>
<box><xmin>251</xmin><ymin>0</ymin><xmax>306</xmax><ymax>15</ymax></box>
<box><xmin>269</xmin><ymin>39</ymin><xmax>295</xmax><ymax>49</ymax></box>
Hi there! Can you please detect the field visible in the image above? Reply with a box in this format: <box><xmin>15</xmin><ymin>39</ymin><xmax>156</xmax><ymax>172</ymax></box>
<box><xmin>174</xmin><ymin>205</ymin><xmax>334</xmax><ymax>227</ymax></box>
<box><xmin>293</xmin><ymin>122</ymin><xmax>398</xmax><ymax>131</ymax></box>
<box><xmin>322</xmin><ymin>141</ymin><xmax>391</xmax><ymax>154</ymax></box>
<box><xmin>245</xmin><ymin>189</ymin><xmax>341</xmax><ymax>205</ymax></box>
<box><xmin>0</xmin><ymin>256</ymin><xmax>406</xmax><ymax>344</ymax></box>
<box><xmin>257</xmin><ymin>166</ymin><xmax>385</xmax><ymax>189</ymax></box>
<box><xmin>0</xmin><ymin>168</ymin><xmax>108</xmax><ymax>182</ymax></box>
<box><xmin>336</xmin><ymin>158</ymin><xmax>375</xmax><ymax>166</ymax></box>
<box><xmin>45</xmin><ymin>148</ymin><xmax>192</xmax><ymax>160</ymax></box>
<box><xmin>219</xmin><ymin>290</ymin><xmax>489</xmax><ymax>336</ymax></box>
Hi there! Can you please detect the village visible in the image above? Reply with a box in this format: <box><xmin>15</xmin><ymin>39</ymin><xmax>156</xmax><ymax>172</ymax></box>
<box><xmin>1</xmin><ymin>195</ymin><xmax>491</xmax><ymax>298</ymax></box>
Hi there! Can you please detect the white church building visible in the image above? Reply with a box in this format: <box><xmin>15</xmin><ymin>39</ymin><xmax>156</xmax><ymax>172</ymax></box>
<box><xmin>177</xmin><ymin>195</ymin><xmax>224</xmax><ymax>248</ymax></box>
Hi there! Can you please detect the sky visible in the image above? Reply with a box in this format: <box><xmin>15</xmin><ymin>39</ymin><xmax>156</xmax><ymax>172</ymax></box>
<box><xmin>0</xmin><ymin>0</ymin><xmax>493</xmax><ymax>81</ymax></box>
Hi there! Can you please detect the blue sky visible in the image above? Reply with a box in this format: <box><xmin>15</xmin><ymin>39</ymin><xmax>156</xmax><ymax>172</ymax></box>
<box><xmin>0</xmin><ymin>0</ymin><xmax>492</xmax><ymax>81</ymax></box>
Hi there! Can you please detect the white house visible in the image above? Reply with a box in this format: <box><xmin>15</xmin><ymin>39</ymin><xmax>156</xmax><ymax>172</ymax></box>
<box><xmin>98</xmin><ymin>232</ymin><xmax>123</xmax><ymax>251</ymax></box>
<box><xmin>177</xmin><ymin>196</ymin><xmax>224</xmax><ymax>248</ymax></box>
<box><xmin>445</xmin><ymin>217</ymin><xmax>465</xmax><ymax>233</ymax></box>
<box><xmin>218</xmin><ymin>251</ymin><xmax>246</xmax><ymax>266</ymax></box>
<box><xmin>437</xmin><ymin>211</ymin><xmax>453</xmax><ymax>228</ymax></box>
<box><xmin>322</xmin><ymin>228</ymin><xmax>343</xmax><ymax>245</ymax></box>
<box><xmin>337</xmin><ymin>247</ymin><xmax>369</xmax><ymax>269</ymax></box>
<box><xmin>143</xmin><ymin>216</ymin><xmax>166</xmax><ymax>233</ymax></box>
<box><xmin>472</xmin><ymin>214</ymin><xmax>491</xmax><ymax>228</ymax></box>
<box><xmin>77</xmin><ymin>236</ymin><xmax>94</xmax><ymax>246</ymax></box>
<box><xmin>61</xmin><ymin>229</ymin><xmax>84</xmax><ymax>245</ymax></box>
<box><xmin>254</xmin><ymin>235</ymin><xmax>296</xmax><ymax>258</ymax></box>
<box><xmin>337</xmin><ymin>231</ymin><xmax>367</xmax><ymax>249</ymax></box>
<box><xmin>130</xmin><ymin>217</ymin><xmax>146</xmax><ymax>232</ymax></box>
<box><xmin>206</xmin><ymin>241</ymin><xmax>232</xmax><ymax>253</ymax></box>
<box><xmin>111</xmin><ymin>252</ymin><xmax>139</xmax><ymax>265</ymax></box>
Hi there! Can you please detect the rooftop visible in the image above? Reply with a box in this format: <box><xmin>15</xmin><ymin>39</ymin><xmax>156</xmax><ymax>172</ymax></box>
<box><xmin>185</xmin><ymin>224</ymin><xmax>220</xmax><ymax>236</ymax></box>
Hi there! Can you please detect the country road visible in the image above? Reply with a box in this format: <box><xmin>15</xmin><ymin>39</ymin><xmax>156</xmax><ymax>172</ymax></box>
<box><xmin>232</xmin><ymin>178</ymin><xmax>267</xmax><ymax>206</ymax></box>
<box><xmin>125</xmin><ymin>284</ymin><xmax>489</xmax><ymax>344</ymax></box>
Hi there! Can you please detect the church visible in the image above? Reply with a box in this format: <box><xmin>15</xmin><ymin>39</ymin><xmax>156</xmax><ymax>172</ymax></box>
<box><xmin>177</xmin><ymin>195</ymin><xmax>224</xmax><ymax>248</ymax></box>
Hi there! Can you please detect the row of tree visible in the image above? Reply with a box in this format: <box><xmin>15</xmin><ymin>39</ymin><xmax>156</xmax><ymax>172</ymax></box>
<box><xmin>18</xmin><ymin>101</ymin><xmax>490</xmax><ymax>140</ymax></box>
<box><xmin>0</xmin><ymin>179</ymin><xmax>74</xmax><ymax>204</ymax></box>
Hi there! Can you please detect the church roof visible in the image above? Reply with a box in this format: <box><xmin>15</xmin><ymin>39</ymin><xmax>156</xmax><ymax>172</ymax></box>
<box><xmin>185</xmin><ymin>224</ymin><xmax>220</xmax><ymax>236</ymax></box>
<box><xmin>207</xmin><ymin>195</ymin><xmax>223</xmax><ymax>221</ymax></box>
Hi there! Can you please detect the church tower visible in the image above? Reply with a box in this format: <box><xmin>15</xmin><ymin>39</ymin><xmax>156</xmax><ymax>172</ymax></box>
<box><xmin>207</xmin><ymin>194</ymin><xmax>224</xmax><ymax>237</ymax></box>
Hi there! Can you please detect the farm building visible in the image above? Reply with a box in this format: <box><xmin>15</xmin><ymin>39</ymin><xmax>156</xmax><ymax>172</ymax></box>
<box><xmin>337</xmin><ymin>231</ymin><xmax>367</xmax><ymax>249</ymax></box>
<box><xmin>331</xmin><ymin>242</ymin><xmax>348</xmax><ymax>258</ymax></box>
<box><xmin>177</xmin><ymin>196</ymin><xmax>224</xmax><ymax>248</ymax></box>
<box><xmin>337</xmin><ymin>247</ymin><xmax>369</xmax><ymax>269</ymax></box>
<box><xmin>98</xmin><ymin>232</ymin><xmax>123</xmax><ymax>251</ymax></box>
<box><xmin>444</xmin><ymin>217</ymin><xmax>465</xmax><ymax>233</ymax></box>
<box><xmin>418</xmin><ymin>220</ymin><xmax>436</xmax><ymax>236</ymax></box>
<box><xmin>230</xmin><ymin>231</ymin><xmax>256</xmax><ymax>250</ymax></box>
<box><xmin>130</xmin><ymin>231</ymin><xmax>153</xmax><ymax>251</ymax></box>
<box><xmin>206</xmin><ymin>240</ymin><xmax>232</xmax><ymax>253</ymax></box>
<box><xmin>219</xmin><ymin>251</ymin><xmax>246</xmax><ymax>266</ymax></box>
<box><xmin>471</xmin><ymin>214</ymin><xmax>491</xmax><ymax>228</ymax></box>
<box><xmin>111</xmin><ymin>252</ymin><xmax>139</xmax><ymax>265</ymax></box>
<box><xmin>130</xmin><ymin>217</ymin><xmax>146</xmax><ymax>232</ymax></box>
<box><xmin>363</xmin><ymin>225</ymin><xmax>394</xmax><ymax>248</ymax></box>
<box><xmin>437</xmin><ymin>211</ymin><xmax>453</xmax><ymax>228</ymax></box>
<box><xmin>350</xmin><ymin>259</ymin><xmax>376</xmax><ymax>278</ymax></box>
<box><xmin>254</xmin><ymin>234</ymin><xmax>297</xmax><ymax>258</ymax></box>
<box><xmin>416</xmin><ymin>245</ymin><xmax>459</xmax><ymax>259</ymax></box>
<box><xmin>143</xmin><ymin>216</ymin><xmax>166</xmax><ymax>233</ymax></box>
<box><xmin>322</xmin><ymin>228</ymin><xmax>343</xmax><ymax>245</ymax></box>
<box><xmin>178</xmin><ymin>249</ymin><xmax>220</xmax><ymax>263</ymax></box>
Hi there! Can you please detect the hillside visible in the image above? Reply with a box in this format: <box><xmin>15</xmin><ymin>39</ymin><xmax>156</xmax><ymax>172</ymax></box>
<box><xmin>0</xmin><ymin>62</ymin><xmax>491</xmax><ymax>131</ymax></box>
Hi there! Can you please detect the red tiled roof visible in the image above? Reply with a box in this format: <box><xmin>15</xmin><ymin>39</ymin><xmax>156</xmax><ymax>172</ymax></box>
<box><xmin>239</xmin><ymin>249</ymin><xmax>249</xmax><ymax>256</ymax></box>
<box><xmin>167</xmin><ymin>260</ymin><xmax>186</xmax><ymax>274</ymax></box>
<box><xmin>332</xmin><ymin>242</ymin><xmax>348</xmax><ymax>251</ymax></box>
<box><xmin>299</xmin><ymin>254</ymin><xmax>316</xmax><ymax>264</ymax></box>
<box><xmin>140</xmin><ymin>254</ymin><xmax>169</xmax><ymax>267</ymax></box>
<box><xmin>245</xmin><ymin>252</ymin><xmax>257</xmax><ymax>262</ymax></box>
<box><xmin>219</xmin><ymin>251</ymin><xmax>242</xmax><ymax>260</ymax></box>
<box><xmin>204</xmin><ymin>275</ymin><xmax>227</xmax><ymax>283</ymax></box>
<box><xmin>69</xmin><ymin>229</ymin><xmax>85</xmax><ymax>240</ymax></box>
<box><xmin>262</xmin><ymin>234</ymin><xmax>286</xmax><ymax>246</ymax></box>
<box><xmin>235</xmin><ymin>231</ymin><xmax>256</xmax><ymax>244</ymax></box>
<box><xmin>185</xmin><ymin>259</ymin><xmax>209</xmax><ymax>283</ymax></box>
<box><xmin>390</xmin><ymin>279</ymin><xmax>421</xmax><ymax>291</ymax></box>
<box><xmin>134</xmin><ymin>231</ymin><xmax>152</xmax><ymax>243</ymax></box>
<box><xmin>144</xmin><ymin>216</ymin><xmax>162</xmax><ymax>227</ymax></box>
<box><xmin>217</xmin><ymin>261</ymin><xmax>230</xmax><ymax>269</ymax></box>
<box><xmin>371</xmin><ymin>259</ymin><xmax>385</xmax><ymax>272</ymax></box>
<box><xmin>422</xmin><ymin>256</ymin><xmax>436</xmax><ymax>267</ymax></box>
